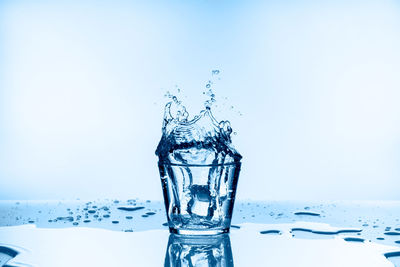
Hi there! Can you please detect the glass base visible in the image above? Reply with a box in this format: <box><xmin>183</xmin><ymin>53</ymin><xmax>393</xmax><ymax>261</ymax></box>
<box><xmin>169</xmin><ymin>227</ymin><xmax>230</xmax><ymax>235</ymax></box>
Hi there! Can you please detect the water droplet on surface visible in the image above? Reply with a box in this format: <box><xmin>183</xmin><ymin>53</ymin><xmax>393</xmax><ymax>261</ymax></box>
<box><xmin>291</xmin><ymin>227</ymin><xmax>362</xmax><ymax>236</ymax></box>
<box><xmin>57</xmin><ymin>216</ymin><xmax>74</xmax><ymax>222</ymax></box>
<box><xmin>294</xmin><ymin>211</ymin><xmax>320</xmax><ymax>217</ymax></box>
<box><xmin>118</xmin><ymin>206</ymin><xmax>145</xmax><ymax>212</ymax></box>
<box><xmin>344</xmin><ymin>237</ymin><xmax>365</xmax><ymax>243</ymax></box>
<box><xmin>260</xmin><ymin>230</ymin><xmax>281</xmax><ymax>235</ymax></box>
<box><xmin>384</xmin><ymin>232</ymin><xmax>400</xmax><ymax>236</ymax></box>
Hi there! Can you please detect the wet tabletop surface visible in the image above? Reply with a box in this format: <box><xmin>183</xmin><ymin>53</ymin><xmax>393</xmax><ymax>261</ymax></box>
<box><xmin>0</xmin><ymin>200</ymin><xmax>400</xmax><ymax>266</ymax></box>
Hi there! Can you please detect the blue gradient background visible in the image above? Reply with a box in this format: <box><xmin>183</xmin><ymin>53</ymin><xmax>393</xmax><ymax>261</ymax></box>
<box><xmin>1</xmin><ymin>0</ymin><xmax>400</xmax><ymax>200</ymax></box>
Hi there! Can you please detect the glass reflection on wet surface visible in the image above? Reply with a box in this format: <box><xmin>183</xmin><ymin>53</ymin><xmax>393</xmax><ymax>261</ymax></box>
<box><xmin>165</xmin><ymin>234</ymin><xmax>234</xmax><ymax>267</ymax></box>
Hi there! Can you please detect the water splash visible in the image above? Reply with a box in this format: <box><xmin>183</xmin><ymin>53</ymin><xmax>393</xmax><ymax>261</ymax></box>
<box><xmin>155</xmin><ymin>72</ymin><xmax>241</xmax><ymax>165</ymax></box>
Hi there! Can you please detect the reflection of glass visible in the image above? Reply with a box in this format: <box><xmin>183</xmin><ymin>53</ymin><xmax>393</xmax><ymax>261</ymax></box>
<box><xmin>159</xmin><ymin>162</ymin><xmax>241</xmax><ymax>235</ymax></box>
<box><xmin>164</xmin><ymin>233</ymin><xmax>234</xmax><ymax>267</ymax></box>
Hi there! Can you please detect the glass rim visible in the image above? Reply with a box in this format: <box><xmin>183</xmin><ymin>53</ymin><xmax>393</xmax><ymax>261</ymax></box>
<box><xmin>158</xmin><ymin>161</ymin><xmax>241</xmax><ymax>167</ymax></box>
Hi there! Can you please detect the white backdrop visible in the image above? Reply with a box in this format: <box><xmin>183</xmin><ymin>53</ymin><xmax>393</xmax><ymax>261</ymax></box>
<box><xmin>1</xmin><ymin>0</ymin><xmax>400</xmax><ymax>200</ymax></box>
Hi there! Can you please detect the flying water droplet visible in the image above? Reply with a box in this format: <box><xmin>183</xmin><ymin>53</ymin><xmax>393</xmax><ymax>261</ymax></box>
<box><xmin>212</xmin><ymin>70</ymin><xmax>220</xmax><ymax>75</ymax></box>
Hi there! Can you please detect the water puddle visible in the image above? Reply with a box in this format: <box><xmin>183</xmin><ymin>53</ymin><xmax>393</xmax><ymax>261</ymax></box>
<box><xmin>0</xmin><ymin>246</ymin><xmax>19</xmax><ymax>266</ymax></box>
<box><xmin>1</xmin><ymin>200</ymin><xmax>400</xmax><ymax>265</ymax></box>
<box><xmin>0</xmin><ymin>222</ymin><xmax>399</xmax><ymax>267</ymax></box>
<box><xmin>384</xmin><ymin>251</ymin><xmax>400</xmax><ymax>266</ymax></box>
